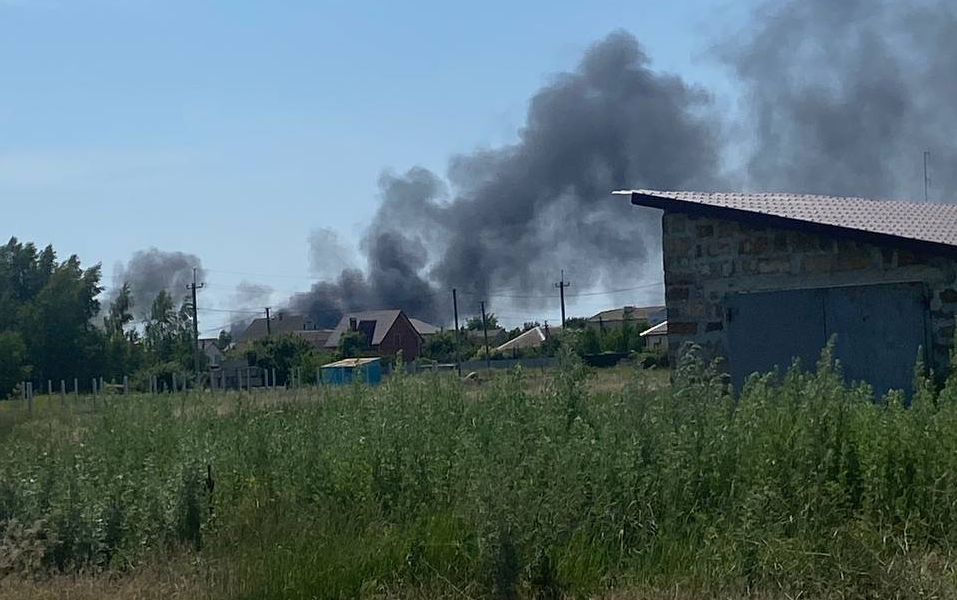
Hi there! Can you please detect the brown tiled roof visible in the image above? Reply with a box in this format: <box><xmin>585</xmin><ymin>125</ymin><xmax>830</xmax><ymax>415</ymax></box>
<box><xmin>619</xmin><ymin>190</ymin><xmax>957</xmax><ymax>249</ymax></box>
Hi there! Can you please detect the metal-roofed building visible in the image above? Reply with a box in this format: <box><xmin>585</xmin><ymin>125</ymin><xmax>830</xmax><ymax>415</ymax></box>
<box><xmin>619</xmin><ymin>189</ymin><xmax>957</xmax><ymax>395</ymax></box>
<box><xmin>320</xmin><ymin>357</ymin><xmax>382</xmax><ymax>386</ymax></box>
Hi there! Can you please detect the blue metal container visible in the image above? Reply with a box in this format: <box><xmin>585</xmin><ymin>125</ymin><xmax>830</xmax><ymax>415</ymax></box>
<box><xmin>320</xmin><ymin>357</ymin><xmax>382</xmax><ymax>386</ymax></box>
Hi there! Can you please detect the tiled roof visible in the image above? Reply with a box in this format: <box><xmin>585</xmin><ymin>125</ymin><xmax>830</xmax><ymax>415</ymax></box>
<box><xmin>618</xmin><ymin>190</ymin><xmax>957</xmax><ymax>248</ymax></box>
<box><xmin>409</xmin><ymin>318</ymin><xmax>440</xmax><ymax>335</ymax></box>
<box><xmin>292</xmin><ymin>329</ymin><xmax>333</xmax><ymax>348</ymax></box>
<box><xmin>237</xmin><ymin>314</ymin><xmax>311</xmax><ymax>342</ymax></box>
<box><xmin>324</xmin><ymin>310</ymin><xmax>409</xmax><ymax>348</ymax></box>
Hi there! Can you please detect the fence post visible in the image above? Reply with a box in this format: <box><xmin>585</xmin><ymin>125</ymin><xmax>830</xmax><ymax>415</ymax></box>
<box><xmin>123</xmin><ymin>375</ymin><xmax>129</xmax><ymax>395</ymax></box>
<box><xmin>47</xmin><ymin>379</ymin><xmax>52</xmax><ymax>396</ymax></box>
<box><xmin>26</xmin><ymin>382</ymin><xmax>33</xmax><ymax>412</ymax></box>
<box><xmin>172</xmin><ymin>373</ymin><xmax>177</xmax><ymax>394</ymax></box>
<box><xmin>60</xmin><ymin>380</ymin><xmax>66</xmax><ymax>407</ymax></box>
<box><xmin>73</xmin><ymin>378</ymin><xmax>78</xmax><ymax>403</ymax></box>
<box><xmin>21</xmin><ymin>381</ymin><xmax>26</xmax><ymax>401</ymax></box>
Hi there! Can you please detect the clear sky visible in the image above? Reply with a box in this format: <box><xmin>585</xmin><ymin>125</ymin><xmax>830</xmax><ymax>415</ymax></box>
<box><xmin>1</xmin><ymin>0</ymin><xmax>754</xmax><ymax>330</ymax></box>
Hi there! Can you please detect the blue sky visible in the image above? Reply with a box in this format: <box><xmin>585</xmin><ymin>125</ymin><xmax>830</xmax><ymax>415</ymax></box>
<box><xmin>1</xmin><ymin>0</ymin><xmax>754</xmax><ymax>329</ymax></box>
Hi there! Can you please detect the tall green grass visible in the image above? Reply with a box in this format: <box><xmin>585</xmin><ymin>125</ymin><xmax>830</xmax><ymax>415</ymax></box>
<box><xmin>3</xmin><ymin>348</ymin><xmax>957</xmax><ymax>598</ymax></box>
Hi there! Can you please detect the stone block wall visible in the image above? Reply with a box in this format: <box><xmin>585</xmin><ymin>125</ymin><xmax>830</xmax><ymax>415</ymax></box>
<box><xmin>662</xmin><ymin>211</ymin><xmax>957</xmax><ymax>373</ymax></box>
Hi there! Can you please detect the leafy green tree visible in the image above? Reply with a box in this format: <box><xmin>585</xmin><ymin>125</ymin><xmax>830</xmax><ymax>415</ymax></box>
<box><xmin>577</xmin><ymin>327</ymin><xmax>602</xmax><ymax>356</ymax></box>
<box><xmin>102</xmin><ymin>283</ymin><xmax>144</xmax><ymax>380</ymax></box>
<box><xmin>144</xmin><ymin>291</ymin><xmax>193</xmax><ymax>368</ymax></box>
<box><xmin>244</xmin><ymin>334</ymin><xmax>314</xmax><ymax>384</ymax></box>
<box><xmin>466</xmin><ymin>313</ymin><xmax>499</xmax><ymax>331</ymax></box>
<box><xmin>217</xmin><ymin>329</ymin><xmax>232</xmax><ymax>350</ymax></box>
<box><xmin>563</xmin><ymin>316</ymin><xmax>588</xmax><ymax>330</ymax></box>
<box><xmin>0</xmin><ymin>331</ymin><xmax>27</xmax><ymax>397</ymax></box>
<box><xmin>337</xmin><ymin>329</ymin><xmax>370</xmax><ymax>359</ymax></box>
<box><xmin>104</xmin><ymin>282</ymin><xmax>136</xmax><ymax>339</ymax></box>
<box><xmin>421</xmin><ymin>330</ymin><xmax>476</xmax><ymax>363</ymax></box>
<box><xmin>15</xmin><ymin>253</ymin><xmax>105</xmax><ymax>384</ymax></box>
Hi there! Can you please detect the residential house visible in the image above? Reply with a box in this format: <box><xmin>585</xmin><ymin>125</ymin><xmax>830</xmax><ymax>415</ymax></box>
<box><xmin>235</xmin><ymin>312</ymin><xmax>321</xmax><ymax>349</ymax></box>
<box><xmin>198</xmin><ymin>338</ymin><xmax>224</xmax><ymax>367</ymax></box>
<box><xmin>324</xmin><ymin>310</ymin><xmax>424</xmax><ymax>360</ymax></box>
<box><xmin>587</xmin><ymin>305</ymin><xmax>666</xmax><ymax>331</ymax></box>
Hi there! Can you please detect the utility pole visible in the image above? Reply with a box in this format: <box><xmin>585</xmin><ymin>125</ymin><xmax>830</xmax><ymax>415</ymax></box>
<box><xmin>554</xmin><ymin>270</ymin><xmax>570</xmax><ymax>327</ymax></box>
<box><xmin>265</xmin><ymin>307</ymin><xmax>272</xmax><ymax>335</ymax></box>
<box><xmin>452</xmin><ymin>288</ymin><xmax>461</xmax><ymax>377</ymax></box>
<box><xmin>480</xmin><ymin>300</ymin><xmax>491</xmax><ymax>371</ymax></box>
<box><xmin>186</xmin><ymin>268</ymin><xmax>205</xmax><ymax>385</ymax></box>
<box><xmin>924</xmin><ymin>150</ymin><xmax>931</xmax><ymax>203</ymax></box>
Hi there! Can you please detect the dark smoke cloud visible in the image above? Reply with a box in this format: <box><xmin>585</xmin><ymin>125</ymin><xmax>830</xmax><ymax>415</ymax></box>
<box><xmin>233</xmin><ymin>280</ymin><xmax>273</xmax><ymax>307</ymax></box>
<box><xmin>294</xmin><ymin>30</ymin><xmax>723</xmax><ymax>326</ymax></box>
<box><xmin>727</xmin><ymin>0</ymin><xmax>957</xmax><ymax>199</ymax></box>
<box><xmin>295</xmin><ymin>4</ymin><xmax>957</xmax><ymax>327</ymax></box>
<box><xmin>112</xmin><ymin>248</ymin><xmax>205</xmax><ymax>318</ymax></box>
<box><xmin>226</xmin><ymin>281</ymin><xmax>274</xmax><ymax>336</ymax></box>
<box><xmin>307</xmin><ymin>227</ymin><xmax>355</xmax><ymax>279</ymax></box>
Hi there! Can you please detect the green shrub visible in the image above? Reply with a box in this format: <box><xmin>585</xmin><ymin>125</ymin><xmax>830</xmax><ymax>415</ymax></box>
<box><xmin>4</xmin><ymin>347</ymin><xmax>957</xmax><ymax>598</ymax></box>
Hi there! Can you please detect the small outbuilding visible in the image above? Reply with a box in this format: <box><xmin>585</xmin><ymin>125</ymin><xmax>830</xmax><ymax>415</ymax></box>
<box><xmin>320</xmin><ymin>357</ymin><xmax>382</xmax><ymax>386</ymax></box>
<box><xmin>639</xmin><ymin>320</ymin><xmax>668</xmax><ymax>352</ymax></box>
<box><xmin>620</xmin><ymin>189</ymin><xmax>957</xmax><ymax>395</ymax></box>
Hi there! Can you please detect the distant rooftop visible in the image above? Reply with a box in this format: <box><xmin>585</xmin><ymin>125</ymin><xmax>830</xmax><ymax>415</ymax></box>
<box><xmin>409</xmin><ymin>317</ymin><xmax>440</xmax><ymax>335</ymax></box>
<box><xmin>618</xmin><ymin>189</ymin><xmax>957</xmax><ymax>251</ymax></box>
<box><xmin>588</xmin><ymin>305</ymin><xmax>665</xmax><ymax>324</ymax></box>
<box><xmin>324</xmin><ymin>310</ymin><xmax>406</xmax><ymax>348</ymax></box>
<box><xmin>237</xmin><ymin>313</ymin><xmax>314</xmax><ymax>342</ymax></box>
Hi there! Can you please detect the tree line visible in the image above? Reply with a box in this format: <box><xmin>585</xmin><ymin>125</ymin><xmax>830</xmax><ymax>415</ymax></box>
<box><xmin>0</xmin><ymin>237</ymin><xmax>662</xmax><ymax>398</ymax></box>
<box><xmin>0</xmin><ymin>238</ymin><xmax>218</xmax><ymax>398</ymax></box>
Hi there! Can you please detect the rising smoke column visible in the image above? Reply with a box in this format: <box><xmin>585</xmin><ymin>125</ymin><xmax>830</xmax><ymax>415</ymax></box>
<box><xmin>112</xmin><ymin>248</ymin><xmax>205</xmax><ymax>319</ymax></box>
<box><xmin>727</xmin><ymin>0</ymin><xmax>957</xmax><ymax>199</ymax></box>
<box><xmin>293</xmin><ymin>30</ymin><xmax>724</xmax><ymax>326</ymax></box>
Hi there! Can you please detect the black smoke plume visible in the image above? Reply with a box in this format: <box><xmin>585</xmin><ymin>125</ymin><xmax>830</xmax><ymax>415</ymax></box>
<box><xmin>294</xmin><ymin>1</ymin><xmax>957</xmax><ymax>327</ymax></box>
<box><xmin>112</xmin><ymin>248</ymin><xmax>205</xmax><ymax>319</ymax></box>
<box><xmin>726</xmin><ymin>0</ymin><xmax>957</xmax><ymax>199</ymax></box>
<box><xmin>226</xmin><ymin>281</ymin><xmax>274</xmax><ymax>336</ymax></box>
<box><xmin>293</xmin><ymin>30</ymin><xmax>722</xmax><ymax>326</ymax></box>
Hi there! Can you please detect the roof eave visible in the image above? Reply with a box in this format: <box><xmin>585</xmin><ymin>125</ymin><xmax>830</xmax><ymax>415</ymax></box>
<box><xmin>626</xmin><ymin>191</ymin><xmax>957</xmax><ymax>259</ymax></box>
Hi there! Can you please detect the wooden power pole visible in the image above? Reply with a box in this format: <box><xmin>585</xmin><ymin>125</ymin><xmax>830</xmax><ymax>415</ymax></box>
<box><xmin>452</xmin><ymin>288</ymin><xmax>461</xmax><ymax>376</ymax></box>
<box><xmin>480</xmin><ymin>300</ymin><xmax>491</xmax><ymax>371</ymax></box>
<box><xmin>554</xmin><ymin>270</ymin><xmax>570</xmax><ymax>327</ymax></box>
<box><xmin>186</xmin><ymin>268</ymin><xmax>205</xmax><ymax>385</ymax></box>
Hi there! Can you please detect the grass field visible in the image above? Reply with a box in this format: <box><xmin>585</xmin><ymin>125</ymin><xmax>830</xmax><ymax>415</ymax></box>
<box><xmin>3</xmin><ymin>350</ymin><xmax>957</xmax><ymax>599</ymax></box>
